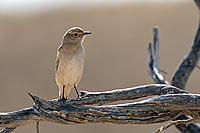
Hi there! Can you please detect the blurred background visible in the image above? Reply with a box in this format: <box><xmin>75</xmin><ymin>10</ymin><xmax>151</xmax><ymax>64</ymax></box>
<box><xmin>0</xmin><ymin>0</ymin><xmax>199</xmax><ymax>133</ymax></box>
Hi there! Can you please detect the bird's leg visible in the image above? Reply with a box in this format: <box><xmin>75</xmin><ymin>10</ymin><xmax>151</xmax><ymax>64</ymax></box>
<box><xmin>59</xmin><ymin>85</ymin><xmax>66</xmax><ymax>103</ymax></box>
<box><xmin>74</xmin><ymin>85</ymin><xmax>80</xmax><ymax>99</ymax></box>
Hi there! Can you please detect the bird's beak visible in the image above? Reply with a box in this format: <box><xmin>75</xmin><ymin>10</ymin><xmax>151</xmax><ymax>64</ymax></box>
<box><xmin>84</xmin><ymin>31</ymin><xmax>91</xmax><ymax>35</ymax></box>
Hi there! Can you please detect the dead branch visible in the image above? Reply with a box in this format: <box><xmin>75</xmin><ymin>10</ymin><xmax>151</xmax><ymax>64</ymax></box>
<box><xmin>146</xmin><ymin>0</ymin><xmax>200</xmax><ymax>132</ymax></box>
<box><xmin>171</xmin><ymin>0</ymin><xmax>200</xmax><ymax>90</ymax></box>
<box><xmin>147</xmin><ymin>1</ymin><xmax>200</xmax><ymax>132</ymax></box>
<box><xmin>154</xmin><ymin>118</ymin><xmax>195</xmax><ymax>133</ymax></box>
<box><xmin>148</xmin><ymin>27</ymin><xmax>168</xmax><ymax>84</ymax></box>
<box><xmin>148</xmin><ymin>26</ymin><xmax>200</xmax><ymax>132</ymax></box>
<box><xmin>0</xmin><ymin>85</ymin><xmax>198</xmax><ymax>131</ymax></box>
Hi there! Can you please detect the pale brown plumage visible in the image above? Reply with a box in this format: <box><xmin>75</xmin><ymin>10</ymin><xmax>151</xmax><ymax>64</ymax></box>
<box><xmin>55</xmin><ymin>27</ymin><xmax>91</xmax><ymax>100</ymax></box>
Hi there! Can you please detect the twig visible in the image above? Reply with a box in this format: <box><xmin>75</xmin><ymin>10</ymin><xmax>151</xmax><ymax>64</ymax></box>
<box><xmin>0</xmin><ymin>127</ymin><xmax>16</xmax><ymax>133</ymax></box>
<box><xmin>36</xmin><ymin>122</ymin><xmax>39</xmax><ymax>133</ymax></box>
<box><xmin>154</xmin><ymin>118</ymin><xmax>194</xmax><ymax>133</ymax></box>
<box><xmin>147</xmin><ymin>27</ymin><xmax>168</xmax><ymax>84</ymax></box>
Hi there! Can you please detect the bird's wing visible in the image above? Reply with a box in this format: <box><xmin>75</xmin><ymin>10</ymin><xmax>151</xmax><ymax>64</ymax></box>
<box><xmin>55</xmin><ymin>45</ymin><xmax>63</xmax><ymax>72</ymax></box>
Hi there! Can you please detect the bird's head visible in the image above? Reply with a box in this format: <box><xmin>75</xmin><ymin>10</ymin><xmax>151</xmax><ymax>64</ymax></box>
<box><xmin>63</xmin><ymin>27</ymin><xmax>91</xmax><ymax>45</ymax></box>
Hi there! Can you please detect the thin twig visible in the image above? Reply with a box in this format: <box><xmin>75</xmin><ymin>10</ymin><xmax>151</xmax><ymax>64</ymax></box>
<box><xmin>154</xmin><ymin>118</ymin><xmax>194</xmax><ymax>133</ymax></box>
<box><xmin>36</xmin><ymin>122</ymin><xmax>39</xmax><ymax>133</ymax></box>
<box><xmin>159</xmin><ymin>69</ymin><xmax>168</xmax><ymax>75</ymax></box>
<box><xmin>147</xmin><ymin>26</ymin><xmax>168</xmax><ymax>84</ymax></box>
<box><xmin>0</xmin><ymin>127</ymin><xmax>16</xmax><ymax>133</ymax></box>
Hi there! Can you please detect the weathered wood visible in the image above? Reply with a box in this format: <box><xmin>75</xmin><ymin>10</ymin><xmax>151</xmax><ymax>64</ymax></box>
<box><xmin>0</xmin><ymin>88</ymin><xmax>199</xmax><ymax>130</ymax></box>
<box><xmin>50</xmin><ymin>84</ymin><xmax>185</xmax><ymax>106</ymax></box>
<box><xmin>0</xmin><ymin>127</ymin><xmax>16</xmax><ymax>133</ymax></box>
<box><xmin>0</xmin><ymin>107</ymin><xmax>41</xmax><ymax>127</ymax></box>
<box><xmin>171</xmin><ymin>0</ymin><xmax>200</xmax><ymax>90</ymax></box>
<box><xmin>148</xmin><ymin>27</ymin><xmax>168</xmax><ymax>84</ymax></box>
<box><xmin>170</xmin><ymin>2</ymin><xmax>200</xmax><ymax>130</ymax></box>
<box><xmin>148</xmin><ymin>26</ymin><xmax>200</xmax><ymax>132</ymax></box>
<box><xmin>147</xmin><ymin>0</ymin><xmax>200</xmax><ymax>131</ymax></box>
<box><xmin>154</xmin><ymin>118</ymin><xmax>195</xmax><ymax>133</ymax></box>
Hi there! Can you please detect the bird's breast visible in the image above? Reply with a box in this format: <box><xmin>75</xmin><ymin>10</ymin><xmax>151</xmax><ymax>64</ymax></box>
<box><xmin>56</xmin><ymin>49</ymin><xmax>85</xmax><ymax>86</ymax></box>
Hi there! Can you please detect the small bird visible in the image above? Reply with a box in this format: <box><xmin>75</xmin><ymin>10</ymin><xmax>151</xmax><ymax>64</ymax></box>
<box><xmin>55</xmin><ymin>27</ymin><xmax>91</xmax><ymax>101</ymax></box>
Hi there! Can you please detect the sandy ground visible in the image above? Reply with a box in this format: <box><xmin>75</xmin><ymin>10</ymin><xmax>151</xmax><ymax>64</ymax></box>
<box><xmin>0</xmin><ymin>1</ymin><xmax>199</xmax><ymax>133</ymax></box>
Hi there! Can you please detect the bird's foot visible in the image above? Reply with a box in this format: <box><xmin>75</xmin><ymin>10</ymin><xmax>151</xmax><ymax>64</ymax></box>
<box><xmin>58</xmin><ymin>97</ymin><xmax>66</xmax><ymax>103</ymax></box>
<box><xmin>77</xmin><ymin>94</ymin><xmax>80</xmax><ymax>99</ymax></box>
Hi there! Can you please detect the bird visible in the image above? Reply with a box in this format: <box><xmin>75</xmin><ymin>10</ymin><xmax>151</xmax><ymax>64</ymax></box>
<box><xmin>55</xmin><ymin>27</ymin><xmax>91</xmax><ymax>101</ymax></box>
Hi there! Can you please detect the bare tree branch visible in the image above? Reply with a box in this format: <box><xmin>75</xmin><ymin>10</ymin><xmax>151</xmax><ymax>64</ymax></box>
<box><xmin>0</xmin><ymin>127</ymin><xmax>16</xmax><ymax>133</ymax></box>
<box><xmin>148</xmin><ymin>27</ymin><xmax>168</xmax><ymax>84</ymax></box>
<box><xmin>171</xmin><ymin>0</ymin><xmax>200</xmax><ymax>89</ymax></box>
<box><xmin>0</xmin><ymin>107</ymin><xmax>42</xmax><ymax>128</ymax></box>
<box><xmin>148</xmin><ymin>26</ymin><xmax>200</xmax><ymax>132</ymax></box>
<box><xmin>168</xmin><ymin>0</ymin><xmax>200</xmax><ymax>132</ymax></box>
<box><xmin>147</xmin><ymin>0</ymin><xmax>200</xmax><ymax>132</ymax></box>
<box><xmin>0</xmin><ymin>86</ymin><xmax>199</xmax><ymax>132</ymax></box>
<box><xmin>0</xmin><ymin>84</ymin><xmax>187</xmax><ymax>132</ymax></box>
<box><xmin>51</xmin><ymin>84</ymin><xmax>185</xmax><ymax>106</ymax></box>
<box><xmin>154</xmin><ymin>118</ymin><xmax>195</xmax><ymax>133</ymax></box>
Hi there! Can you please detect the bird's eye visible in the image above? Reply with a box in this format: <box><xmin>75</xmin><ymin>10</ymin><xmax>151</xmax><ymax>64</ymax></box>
<box><xmin>74</xmin><ymin>33</ymin><xmax>79</xmax><ymax>37</ymax></box>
